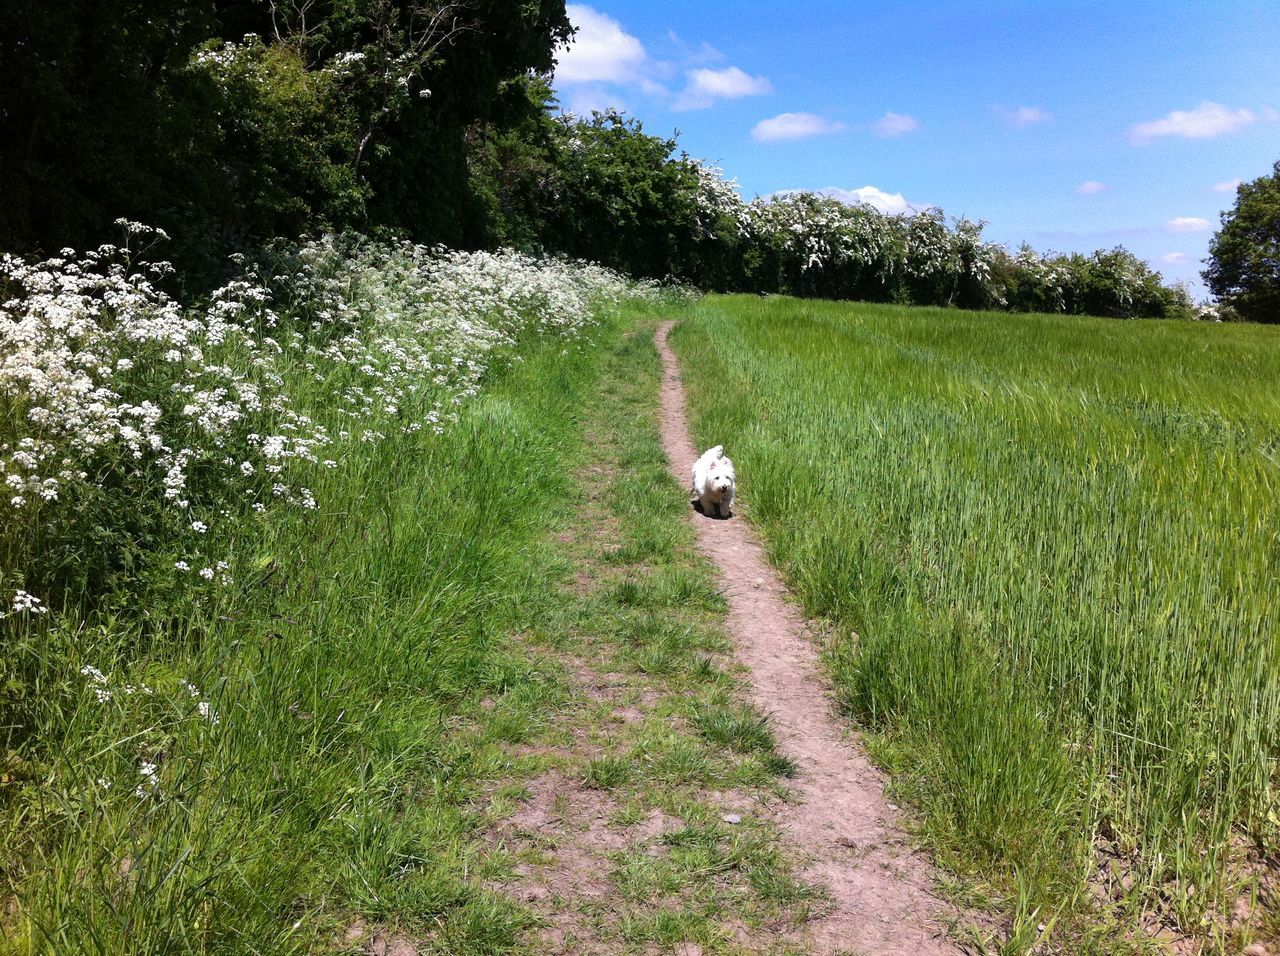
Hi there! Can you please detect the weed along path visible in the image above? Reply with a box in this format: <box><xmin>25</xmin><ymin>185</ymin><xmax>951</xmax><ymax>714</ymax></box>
<box><xmin>655</xmin><ymin>320</ymin><xmax>961</xmax><ymax>955</ymax></box>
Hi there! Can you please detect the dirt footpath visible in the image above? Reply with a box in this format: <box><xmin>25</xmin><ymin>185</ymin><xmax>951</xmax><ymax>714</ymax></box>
<box><xmin>655</xmin><ymin>320</ymin><xmax>962</xmax><ymax>955</ymax></box>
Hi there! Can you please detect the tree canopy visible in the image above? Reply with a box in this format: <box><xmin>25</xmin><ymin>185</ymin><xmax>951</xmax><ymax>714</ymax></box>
<box><xmin>1204</xmin><ymin>162</ymin><xmax>1280</xmax><ymax>323</ymax></box>
<box><xmin>0</xmin><ymin>0</ymin><xmax>571</xmax><ymax>271</ymax></box>
<box><xmin>0</xmin><ymin>5</ymin><xmax>1205</xmax><ymax>319</ymax></box>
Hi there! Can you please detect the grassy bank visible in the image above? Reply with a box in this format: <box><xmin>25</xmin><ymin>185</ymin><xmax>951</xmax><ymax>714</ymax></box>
<box><xmin>0</xmin><ymin>234</ymin><xmax>668</xmax><ymax>952</ymax></box>
<box><xmin>3</xmin><ymin>284</ymin><xmax>820</xmax><ymax>954</ymax></box>
<box><xmin>671</xmin><ymin>294</ymin><xmax>1280</xmax><ymax>952</ymax></box>
<box><xmin>3</xmin><ymin>315</ymin><xmax>611</xmax><ymax>953</ymax></box>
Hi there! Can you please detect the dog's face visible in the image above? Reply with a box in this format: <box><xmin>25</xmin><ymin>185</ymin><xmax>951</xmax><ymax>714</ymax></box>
<box><xmin>708</xmin><ymin>462</ymin><xmax>735</xmax><ymax>497</ymax></box>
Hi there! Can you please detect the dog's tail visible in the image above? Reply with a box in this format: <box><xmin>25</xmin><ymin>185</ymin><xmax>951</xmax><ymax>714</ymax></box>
<box><xmin>706</xmin><ymin>444</ymin><xmax>724</xmax><ymax>459</ymax></box>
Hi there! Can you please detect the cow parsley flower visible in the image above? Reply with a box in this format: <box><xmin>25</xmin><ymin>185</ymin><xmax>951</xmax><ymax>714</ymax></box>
<box><xmin>134</xmin><ymin>761</ymin><xmax>160</xmax><ymax>798</ymax></box>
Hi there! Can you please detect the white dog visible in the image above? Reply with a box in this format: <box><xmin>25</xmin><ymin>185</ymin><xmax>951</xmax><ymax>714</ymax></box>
<box><xmin>692</xmin><ymin>445</ymin><xmax>736</xmax><ymax>518</ymax></box>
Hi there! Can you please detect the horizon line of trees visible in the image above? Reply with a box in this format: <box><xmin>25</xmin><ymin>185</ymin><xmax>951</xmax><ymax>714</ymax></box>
<box><xmin>468</xmin><ymin>89</ymin><xmax>1196</xmax><ymax>320</ymax></box>
<box><xmin>1</xmin><ymin>3</ymin><xmax>1273</xmax><ymax>321</ymax></box>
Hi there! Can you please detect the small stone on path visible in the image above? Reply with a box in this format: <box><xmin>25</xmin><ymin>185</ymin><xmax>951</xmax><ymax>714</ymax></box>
<box><xmin>721</xmin><ymin>813</ymin><xmax>741</xmax><ymax>825</ymax></box>
<box><xmin>344</xmin><ymin>920</ymin><xmax>367</xmax><ymax>942</ymax></box>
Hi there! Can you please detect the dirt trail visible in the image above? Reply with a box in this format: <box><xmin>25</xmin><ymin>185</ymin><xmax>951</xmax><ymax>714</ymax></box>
<box><xmin>656</xmin><ymin>320</ymin><xmax>961</xmax><ymax>955</ymax></box>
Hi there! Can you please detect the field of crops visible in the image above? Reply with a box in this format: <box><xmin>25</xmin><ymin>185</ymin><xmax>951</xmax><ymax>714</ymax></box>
<box><xmin>672</xmin><ymin>295</ymin><xmax>1280</xmax><ymax>947</ymax></box>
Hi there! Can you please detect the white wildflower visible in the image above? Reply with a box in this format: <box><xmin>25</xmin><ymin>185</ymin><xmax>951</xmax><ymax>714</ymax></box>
<box><xmin>12</xmin><ymin>590</ymin><xmax>48</xmax><ymax>614</ymax></box>
<box><xmin>134</xmin><ymin>760</ymin><xmax>160</xmax><ymax>798</ymax></box>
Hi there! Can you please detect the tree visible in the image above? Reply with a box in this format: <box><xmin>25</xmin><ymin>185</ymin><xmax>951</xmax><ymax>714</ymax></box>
<box><xmin>539</xmin><ymin>110</ymin><xmax>706</xmax><ymax>281</ymax></box>
<box><xmin>1204</xmin><ymin>162</ymin><xmax>1280</xmax><ymax>323</ymax></box>
<box><xmin>0</xmin><ymin>0</ymin><xmax>572</xmax><ymax>267</ymax></box>
<box><xmin>0</xmin><ymin>1</ymin><xmax>264</xmax><ymax>258</ymax></box>
<box><xmin>465</xmin><ymin>75</ymin><xmax>564</xmax><ymax>250</ymax></box>
<box><xmin>359</xmin><ymin>0</ymin><xmax>572</xmax><ymax>247</ymax></box>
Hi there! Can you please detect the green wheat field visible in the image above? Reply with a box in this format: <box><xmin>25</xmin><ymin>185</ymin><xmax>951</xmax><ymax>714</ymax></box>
<box><xmin>673</xmin><ymin>295</ymin><xmax>1280</xmax><ymax>947</ymax></box>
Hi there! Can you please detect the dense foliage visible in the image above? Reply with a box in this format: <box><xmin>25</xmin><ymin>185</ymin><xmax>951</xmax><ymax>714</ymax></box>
<box><xmin>0</xmin><ymin>230</ymin><xmax>652</xmax><ymax>623</ymax></box>
<box><xmin>1204</xmin><ymin>161</ymin><xmax>1280</xmax><ymax>323</ymax></box>
<box><xmin>0</xmin><ymin>1</ymin><xmax>572</xmax><ymax>271</ymax></box>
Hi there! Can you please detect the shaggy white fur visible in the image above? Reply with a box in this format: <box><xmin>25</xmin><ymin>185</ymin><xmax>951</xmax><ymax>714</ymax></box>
<box><xmin>692</xmin><ymin>445</ymin><xmax>736</xmax><ymax>518</ymax></box>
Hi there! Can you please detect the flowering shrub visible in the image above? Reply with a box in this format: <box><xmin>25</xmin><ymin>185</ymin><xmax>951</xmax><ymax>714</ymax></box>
<box><xmin>0</xmin><ymin>228</ymin><xmax>650</xmax><ymax>615</ymax></box>
<box><xmin>691</xmin><ymin>164</ymin><xmax>750</xmax><ymax>240</ymax></box>
<box><xmin>466</xmin><ymin>95</ymin><xmax>1192</xmax><ymax>314</ymax></box>
<box><xmin>675</xmin><ymin>149</ymin><xmax>1190</xmax><ymax>316</ymax></box>
<box><xmin>731</xmin><ymin>192</ymin><xmax>1007</xmax><ymax>307</ymax></box>
<box><xmin>742</xmin><ymin>193</ymin><xmax>898</xmax><ymax>298</ymax></box>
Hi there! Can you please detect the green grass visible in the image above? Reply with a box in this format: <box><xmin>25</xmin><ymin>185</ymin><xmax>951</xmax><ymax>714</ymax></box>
<box><xmin>671</xmin><ymin>294</ymin><xmax>1280</xmax><ymax>952</ymax></box>
<box><xmin>1</xmin><ymin>315</ymin><xmax>611</xmax><ymax>953</ymax></box>
<box><xmin>494</xmin><ymin>310</ymin><xmax>818</xmax><ymax>951</ymax></box>
<box><xmin>3</xmin><ymin>300</ymin><xmax>824</xmax><ymax>955</ymax></box>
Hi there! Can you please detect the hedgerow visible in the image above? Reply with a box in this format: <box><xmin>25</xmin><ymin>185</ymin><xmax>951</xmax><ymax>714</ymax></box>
<box><xmin>0</xmin><ymin>230</ymin><xmax>665</xmax><ymax>741</ymax></box>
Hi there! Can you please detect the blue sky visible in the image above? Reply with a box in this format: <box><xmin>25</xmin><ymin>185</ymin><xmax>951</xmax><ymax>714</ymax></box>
<box><xmin>552</xmin><ymin>1</ymin><xmax>1280</xmax><ymax>297</ymax></box>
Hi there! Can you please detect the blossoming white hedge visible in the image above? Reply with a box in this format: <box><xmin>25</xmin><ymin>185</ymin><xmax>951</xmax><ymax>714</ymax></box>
<box><xmin>688</xmin><ymin>165</ymin><xmax>1191</xmax><ymax>316</ymax></box>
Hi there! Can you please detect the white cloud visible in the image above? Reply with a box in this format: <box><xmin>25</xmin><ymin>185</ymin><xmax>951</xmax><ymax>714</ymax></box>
<box><xmin>1076</xmin><ymin>181</ymin><xmax>1109</xmax><ymax>196</ymax></box>
<box><xmin>556</xmin><ymin>5</ymin><xmax>647</xmax><ymax>85</ymax></box>
<box><xmin>752</xmin><ymin>112</ymin><xmax>846</xmax><ymax>143</ymax></box>
<box><xmin>994</xmin><ymin>105</ymin><xmax>1052</xmax><ymax>127</ymax></box>
<box><xmin>1166</xmin><ymin>216</ymin><xmax>1212</xmax><ymax>233</ymax></box>
<box><xmin>557</xmin><ymin>9</ymin><xmax>775</xmax><ymax>115</ymax></box>
<box><xmin>673</xmin><ymin>66</ymin><xmax>772</xmax><ymax>111</ymax></box>
<box><xmin>770</xmin><ymin>185</ymin><xmax>930</xmax><ymax>216</ymax></box>
<box><xmin>1130</xmin><ymin>101</ymin><xmax>1266</xmax><ymax>143</ymax></box>
<box><xmin>819</xmin><ymin>185</ymin><xmax>918</xmax><ymax>215</ymax></box>
<box><xmin>1211</xmin><ymin>178</ymin><xmax>1243</xmax><ymax>193</ymax></box>
<box><xmin>664</xmin><ymin>33</ymin><xmax>725</xmax><ymax>66</ymax></box>
<box><xmin>1162</xmin><ymin>252</ymin><xmax>1190</xmax><ymax>264</ymax></box>
<box><xmin>873</xmin><ymin>111</ymin><xmax>920</xmax><ymax>137</ymax></box>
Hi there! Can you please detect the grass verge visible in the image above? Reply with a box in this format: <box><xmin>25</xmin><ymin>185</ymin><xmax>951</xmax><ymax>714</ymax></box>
<box><xmin>4</xmin><ymin>298</ymin><xmax>822</xmax><ymax>955</ymax></box>
<box><xmin>476</xmin><ymin>303</ymin><xmax>819</xmax><ymax>953</ymax></box>
<box><xmin>3</xmin><ymin>312</ymin><xmax>611</xmax><ymax>954</ymax></box>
